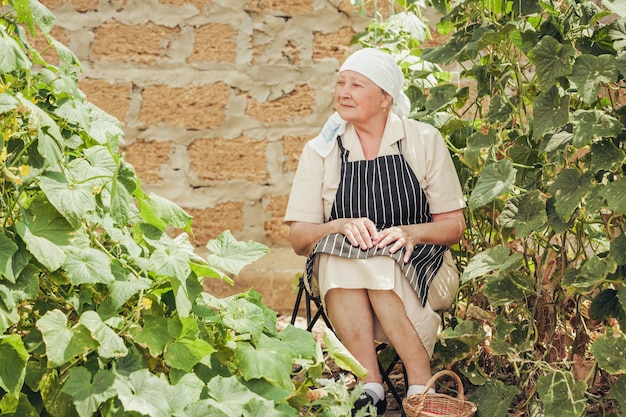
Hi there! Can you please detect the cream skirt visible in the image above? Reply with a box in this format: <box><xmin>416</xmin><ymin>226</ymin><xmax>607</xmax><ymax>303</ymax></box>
<box><xmin>310</xmin><ymin>251</ymin><xmax>459</xmax><ymax>356</ymax></box>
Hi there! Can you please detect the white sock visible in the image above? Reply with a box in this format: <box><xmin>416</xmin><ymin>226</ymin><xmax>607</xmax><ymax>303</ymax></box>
<box><xmin>362</xmin><ymin>382</ymin><xmax>385</xmax><ymax>403</ymax></box>
<box><xmin>406</xmin><ymin>384</ymin><xmax>435</xmax><ymax>396</ymax></box>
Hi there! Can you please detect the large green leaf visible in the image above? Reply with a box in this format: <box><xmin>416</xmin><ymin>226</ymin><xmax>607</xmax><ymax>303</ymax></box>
<box><xmin>0</xmin><ymin>33</ymin><xmax>31</xmax><ymax>73</ymax></box>
<box><xmin>527</xmin><ymin>36</ymin><xmax>575</xmax><ymax>91</ymax></box>
<box><xmin>537</xmin><ymin>371</ymin><xmax>587</xmax><ymax>417</ymax></box>
<box><xmin>150</xmin><ymin>243</ymin><xmax>190</xmax><ymax>279</ymax></box>
<box><xmin>547</xmin><ymin>169</ymin><xmax>592</xmax><ymax>221</ymax></box>
<box><xmin>204</xmin><ymin>375</ymin><xmax>262</xmax><ymax>417</ymax></box>
<box><xmin>590</xmin><ymin>139</ymin><xmax>626</xmax><ymax>173</ymax></box>
<box><xmin>206</xmin><ymin>230</ymin><xmax>269</xmax><ymax>275</ymax></box>
<box><xmin>18</xmin><ymin>97</ymin><xmax>63</xmax><ymax>168</ymax></box>
<box><xmin>0</xmin><ymin>334</ymin><xmax>28</xmax><ymax>395</ymax></box>
<box><xmin>107</xmin><ymin>261</ymin><xmax>152</xmax><ymax>309</ymax></box>
<box><xmin>221</xmin><ymin>298</ymin><xmax>266</xmax><ymax>344</ymax></box>
<box><xmin>279</xmin><ymin>325</ymin><xmax>317</xmax><ymax>360</ymax></box>
<box><xmin>590</xmin><ymin>328</ymin><xmax>626</xmax><ymax>373</ymax></box>
<box><xmin>569</xmin><ymin>55</ymin><xmax>618</xmax><ymax>104</ymax></box>
<box><xmin>129</xmin><ymin>316</ymin><xmax>174</xmax><ymax>356</ymax></box>
<box><xmin>79</xmin><ymin>311</ymin><xmax>128</xmax><ymax>358</ymax></box>
<box><xmin>462</xmin><ymin>246</ymin><xmax>523</xmax><ymax>282</ymax></box>
<box><xmin>468</xmin><ymin>378</ymin><xmax>516</xmax><ymax>417</ymax></box>
<box><xmin>85</xmin><ymin>103</ymin><xmax>125</xmax><ymax>146</ymax></box>
<box><xmin>600</xmin><ymin>177</ymin><xmax>626</xmax><ymax>215</ymax></box>
<box><xmin>497</xmin><ymin>190</ymin><xmax>547</xmax><ymax>238</ymax></box>
<box><xmin>571</xmin><ymin>110</ymin><xmax>622</xmax><ymax>147</ymax></box>
<box><xmin>0</xmin><ymin>92</ymin><xmax>19</xmax><ymax>113</ymax></box>
<box><xmin>533</xmin><ymin>87</ymin><xmax>570</xmax><ymax>139</ymax></box>
<box><xmin>0</xmin><ymin>264</ymin><xmax>39</xmax><ymax>333</ymax></box>
<box><xmin>40</xmin><ymin>371</ymin><xmax>79</xmax><ymax>417</ymax></box>
<box><xmin>61</xmin><ymin>367</ymin><xmax>117</xmax><ymax>417</ymax></box>
<box><xmin>64</xmin><ymin>248</ymin><xmax>116</xmax><ymax>285</ymax></box>
<box><xmin>15</xmin><ymin>199</ymin><xmax>76</xmax><ymax>272</ymax></box>
<box><xmin>164</xmin><ymin>338</ymin><xmax>215</xmax><ymax>372</ymax></box>
<box><xmin>40</xmin><ymin>172</ymin><xmax>96</xmax><ymax>229</ymax></box>
<box><xmin>235</xmin><ymin>335</ymin><xmax>294</xmax><ymax>390</ymax></box>
<box><xmin>36</xmin><ymin>310</ymin><xmax>98</xmax><ymax>368</ymax></box>
<box><xmin>611</xmin><ymin>234</ymin><xmax>626</xmax><ymax>265</ymax></box>
<box><xmin>468</xmin><ymin>159</ymin><xmax>517</xmax><ymax>210</ymax></box>
<box><xmin>487</xmin><ymin>94</ymin><xmax>514</xmax><ymax>122</ymax></box>
<box><xmin>114</xmin><ymin>370</ymin><xmax>173</xmax><ymax>417</ymax></box>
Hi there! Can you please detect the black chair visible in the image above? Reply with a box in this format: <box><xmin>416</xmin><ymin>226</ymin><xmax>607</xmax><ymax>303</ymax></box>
<box><xmin>290</xmin><ymin>275</ymin><xmax>407</xmax><ymax>416</ymax></box>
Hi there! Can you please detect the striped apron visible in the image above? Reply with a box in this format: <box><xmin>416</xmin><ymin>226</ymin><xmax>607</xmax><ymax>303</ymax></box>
<box><xmin>305</xmin><ymin>136</ymin><xmax>447</xmax><ymax>307</ymax></box>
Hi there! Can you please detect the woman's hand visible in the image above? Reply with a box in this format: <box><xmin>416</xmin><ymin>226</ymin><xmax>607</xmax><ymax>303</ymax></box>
<box><xmin>375</xmin><ymin>226</ymin><xmax>416</xmax><ymax>263</ymax></box>
<box><xmin>336</xmin><ymin>217</ymin><xmax>379</xmax><ymax>250</ymax></box>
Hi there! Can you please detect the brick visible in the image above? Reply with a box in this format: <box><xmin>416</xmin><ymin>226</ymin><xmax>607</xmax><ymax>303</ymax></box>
<box><xmin>282</xmin><ymin>134</ymin><xmax>311</xmax><ymax>172</ymax></box>
<box><xmin>245</xmin><ymin>84</ymin><xmax>314</xmax><ymax>124</ymax></box>
<box><xmin>79</xmin><ymin>78</ymin><xmax>131</xmax><ymax>123</ymax></box>
<box><xmin>40</xmin><ymin>0</ymin><xmax>99</xmax><ymax>12</ymax></box>
<box><xmin>92</xmin><ymin>20</ymin><xmax>180</xmax><ymax>64</ymax></box>
<box><xmin>189</xmin><ymin>137</ymin><xmax>268</xmax><ymax>183</ymax></box>
<box><xmin>186</xmin><ymin>202</ymin><xmax>244</xmax><ymax>245</ymax></box>
<box><xmin>121</xmin><ymin>139</ymin><xmax>172</xmax><ymax>185</ymax></box>
<box><xmin>139</xmin><ymin>83</ymin><xmax>230</xmax><ymax>129</ymax></box>
<box><xmin>264</xmin><ymin>195</ymin><xmax>290</xmax><ymax>245</ymax></box>
<box><xmin>189</xmin><ymin>24</ymin><xmax>236</xmax><ymax>64</ymax></box>
<box><xmin>313</xmin><ymin>26</ymin><xmax>357</xmax><ymax>62</ymax></box>
<box><xmin>247</xmin><ymin>0</ymin><xmax>313</xmax><ymax>15</ymax></box>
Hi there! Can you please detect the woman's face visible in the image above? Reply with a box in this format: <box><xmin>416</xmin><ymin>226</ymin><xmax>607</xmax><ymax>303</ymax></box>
<box><xmin>334</xmin><ymin>70</ymin><xmax>391</xmax><ymax>125</ymax></box>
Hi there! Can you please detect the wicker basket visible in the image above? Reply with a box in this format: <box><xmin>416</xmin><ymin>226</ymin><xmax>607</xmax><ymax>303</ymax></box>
<box><xmin>402</xmin><ymin>370</ymin><xmax>477</xmax><ymax>417</ymax></box>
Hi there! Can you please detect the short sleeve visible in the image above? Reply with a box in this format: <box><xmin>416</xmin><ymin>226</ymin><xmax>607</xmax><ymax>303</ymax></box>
<box><xmin>284</xmin><ymin>142</ymin><xmax>325</xmax><ymax>224</ymax></box>
<box><xmin>404</xmin><ymin>121</ymin><xmax>466</xmax><ymax>214</ymax></box>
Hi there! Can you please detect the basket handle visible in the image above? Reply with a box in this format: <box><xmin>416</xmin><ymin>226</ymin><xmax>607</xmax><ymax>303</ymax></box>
<box><xmin>419</xmin><ymin>370</ymin><xmax>465</xmax><ymax>401</ymax></box>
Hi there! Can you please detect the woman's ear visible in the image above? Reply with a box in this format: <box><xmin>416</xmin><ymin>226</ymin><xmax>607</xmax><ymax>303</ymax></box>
<box><xmin>382</xmin><ymin>91</ymin><xmax>393</xmax><ymax>111</ymax></box>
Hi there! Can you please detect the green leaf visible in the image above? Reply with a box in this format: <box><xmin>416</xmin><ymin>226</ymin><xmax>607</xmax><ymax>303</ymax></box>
<box><xmin>600</xmin><ymin>177</ymin><xmax>626</xmax><ymax>215</ymax></box>
<box><xmin>62</xmin><ymin>367</ymin><xmax>117</xmax><ymax>417</ymax></box>
<box><xmin>570</xmin><ymin>55</ymin><xmax>618</xmax><ymax>104</ymax></box>
<box><xmin>0</xmin><ymin>231</ymin><xmax>19</xmax><ymax>281</ymax></box>
<box><xmin>609</xmin><ymin>375</ymin><xmax>626</xmax><ymax>414</ymax></box>
<box><xmin>150</xmin><ymin>243</ymin><xmax>190</xmax><ymax>279</ymax></box>
<box><xmin>79</xmin><ymin>311</ymin><xmax>128</xmax><ymax>358</ymax></box>
<box><xmin>601</xmin><ymin>0</ymin><xmax>626</xmax><ymax>17</ymax></box>
<box><xmin>590</xmin><ymin>289</ymin><xmax>620</xmax><ymax>321</ymax></box>
<box><xmin>590</xmin><ymin>139</ymin><xmax>626</xmax><ymax>173</ymax></box>
<box><xmin>40</xmin><ymin>370</ymin><xmax>80</xmax><ymax>417</ymax></box>
<box><xmin>107</xmin><ymin>262</ymin><xmax>152</xmax><ymax>309</ymax></box>
<box><xmin>279</xmin><ymin>325</ymin><xmax>317</xmax><ymax>360</ymax></box>
<box><xmin>18</xmin><ymin>96</ymin><xmax>63</xmax><ymax>168</ymax></box>
<box><xmin>204</xmin><ymin>375</ymin><xmax>257</xmax><ymax>416</ymax></box>
<box><xmin>468</xmin><ymin>378</ymin><xmax>516</xmax><ymax>417</ymax></box>
<box><xmin>425</xmin><ymin>84</ymin><xmax>458</xmax><ymax>111</ymax></box>
<box><xmin>462</xmin><ymin>246</ymin><xmax>523</xmax><ymax>282</ymax></box>
<box><xmin>166</xmin><ymin>373</ymin><xmax>205</xmax><ymax>415</ymax></box>
<box><xmin>571</xmin><ymin>256</ymin><xmax>617</xmax><ymax>289</ymax></box>
<box><xmin>527</xmin><ymin>36</ymin><xmax>575</xmax><ymax>91</ymax></box>
<box><xmin>114</xmin><ymin>370</ymin><xmax>173</xmax><ymax>417</ymax></box>
<box><xmin>487</xmin><ymin>95</ymin><xmax>514</xmax><ymax>122</ymax></box>
<box><xmin>0</xmin><ymin>34</ymin><xmax>32</xmax><ymax>73</ymax></box>
<box><xmin>533</xmin><ymin>87</ymin><xmax>570</xmax><ymax>139</ymax></box>
<box><xmin>146</xmin><ymin>193</ymin><xmax>193</xmax><ymax>234</ymax></box>
<box><xmin>498</xmin><ymin>190</ymin><xmax>547</xmax><ymax>238</ymax></box>
<box><xmin>0</xmin><ymin>264</ymin><xmax>39</xmax><ymax>332</ymax></box>
<box><xmin>64</xmin><ymin>248</ymin><xmax>115</xmax><ymax>285</ymax></box>
<box><xmin>571</xmin><ymin>110</ymin><xmax>622</xmax><ymax>147</ymax></box>
<box><xmin>611</xmin><ymin>234</ymin><xmax>626</xmax><ymax>265</ymax></box>
<box><xmin>0</xmin><ymin>93</ymin><xmax>19</xmax><ymax>113</ymax></box>
<box><xmin>439</xmin><ymin>318</ymin><xmax>487</xmax><ymax>348</ymax></box>
<box><xmin>221</xmin><ymin>298</ymin><xmax>266</xmax><ymax>344</ymax></box>
<box><xmin>323</xmin><ymin>329</ymin><xmax>368</xmax><ymax>379</ymax></box>
<box><xmin>130</xmin><ymin>316</ymin><xmax>174</xmax><ymax>356</ymax></box>
<box><xmin>0</xmin><ymin>334</ymin><xmax>28</xmax><ymax>395</ymax></box>
<box><xmin>484</xmin><ymin>273</ymin><xmax>531</xmax><ymax>306</ymax></box>
<box><xmin>15</xmin><ymin>199</ymin><xmax>76</xmax><ymax>272</ymax></box>
<box><xmin>468</xmin><ymin>159</ymin><xmax>517</xmax><ymax>210</ymax></box>
<box><xmin>85</xmin><ymin>103</ymin><xmax>124</xmax><ymax>145</ymax></box>
<box><xmin>547</xmin><ymin>169</ymin><xmax>592</xmax><ymax>221</ymax></box>
<box><xmin>206</xmin><ymin>230</ymin><xmax>269</xmax><ymax>275</ymax></box>
<box><xmin>235</xmin><ymin>336</ymin><xmax>294</xmax><ymax>390</ymax></box>
<box><xmin>29</xmin><ymin>0</ymin><xmax>55</xmax><ymax>34</ymax></box>
<box><xmin>590</xmin><ymin>327</ymin><xmax>626</xmax><ymax>373</ymax></box>
<box><xmin>164</xmin><ymin>338</ymin><xmax>215</xmax><ymax>372</ymax></box>
<box><xmin>36</xmin><ymin>310</ymin><xmax>98</xmax><ymax>368</ymax></box>
<box><xmin>537</xmin><ymin>371</ymin><xmax>587</xmax><ymax>417</ymax></box>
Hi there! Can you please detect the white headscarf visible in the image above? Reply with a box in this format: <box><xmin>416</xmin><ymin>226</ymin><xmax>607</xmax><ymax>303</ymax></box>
<box><xmin>340</xmin><ymin>48</ymin><xmax>411</xmax><ymax>117</ymax></box>
<box><xmin>309</xmin><ymin>48</ymin><xmax>410</xmax><ymax>157</ymax></box>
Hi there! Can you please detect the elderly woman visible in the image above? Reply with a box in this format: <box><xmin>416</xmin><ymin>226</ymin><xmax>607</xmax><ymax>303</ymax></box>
<box><xmin>285</xmin><ymin>48</ymin><xmax>466</xmax><ymax>416</ymax></box>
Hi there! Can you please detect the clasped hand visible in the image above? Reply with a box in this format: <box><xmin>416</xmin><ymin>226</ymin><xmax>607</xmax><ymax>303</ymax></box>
<box><xmin>337</xmin><ymin>217</ymin><xmax>416</xmax><ymax>263</ymax></box>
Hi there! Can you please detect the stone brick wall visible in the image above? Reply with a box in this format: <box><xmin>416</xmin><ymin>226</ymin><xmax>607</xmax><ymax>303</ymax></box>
<box><xmin>42</xmin><ymin>0</ymin><xmax>376</xmax><ymax>314</ymax></box>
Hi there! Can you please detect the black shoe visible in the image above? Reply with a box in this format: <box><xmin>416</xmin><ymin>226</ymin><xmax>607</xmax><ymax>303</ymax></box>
<box><xmin>351</xmin><ymin>390</ymin><xmax>387</xmax><ymax>417</ymax></box>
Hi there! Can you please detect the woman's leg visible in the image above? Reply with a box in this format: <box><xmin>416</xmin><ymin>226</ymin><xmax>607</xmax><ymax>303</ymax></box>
<box><xmin>367</xmin><ymin>289</ymin><xmax>432</xmax><ymax>386</ymax></box>
<box><xmin>324</xmin><ymin>288</ymin><xmax>383</xmax><ymax>384</ymax></box>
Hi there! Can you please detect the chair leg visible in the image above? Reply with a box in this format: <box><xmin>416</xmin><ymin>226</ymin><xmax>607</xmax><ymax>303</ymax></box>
<box><xmin>290</xmin><ymin>279</ymin><xmax>305</xmax><ymax>326</ymax></box>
